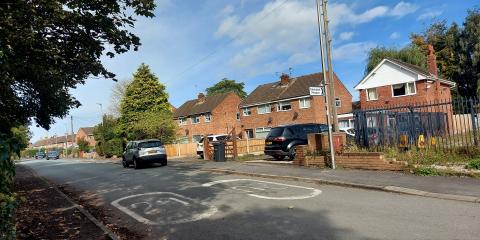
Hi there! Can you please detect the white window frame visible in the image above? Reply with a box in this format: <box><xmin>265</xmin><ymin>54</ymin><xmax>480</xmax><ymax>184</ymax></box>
<box><xmin>277</xmin><ymin>101</ymin><xmax>292</xmax><ymax>111</ymax></box>
<box><xmin>257</xmin><ymin>104</ymin><xmax>271</xmax><ymax>114</ymax></box>
<box><xmin>391</xmin><ymin>82</ymin><xmax>416</xmax><ymax>97</ymax></box>
<box><xmin>366</xmin><ymin>88</ymin><xmax>378</xmax><ymax>101</ymax></box>
<box><xmin>179</xmin><ymin>117</ymin><xmax>187</xmax><ymax>125</ymax></box>
<box><xmin>243</xmin><ymin>108</ymin><xmax>251</xmax><ymax>116</ymax></box>
<box><xmin>204</xmin><ymin>113</ymin><xmax>211</xmax><ymax>122</ymax></box>
<box><xmin>299</xmin><ymin>97</ymin><xmax>311</xmax><ymax>109</ymax></box>
<box><xmin>255</xmin><ymin>127</ymin><xmax>271</xmax><ymax>139</ymax></box>
<box><xmin>191</xmin><ymin>115</ymin><xmax>200</xmax><ymax>124</ymax></box>
<box><xmin>335</xmin><ymin>97</ymin><xmax>341</xmax><ymax>107</ymax></box>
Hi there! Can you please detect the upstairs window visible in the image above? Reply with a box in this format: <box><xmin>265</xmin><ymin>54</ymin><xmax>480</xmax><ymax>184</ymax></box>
<box><xmin>179</xmin><ymin>117</ymin><xmax>187</xmax><ymax>125</ymax></box>
<box><xmin>299</xmin><ymin>98</ymin><xmax>311</xmax><ymax>109</ymax></box>
<box><xmin>366</xmin><ymin>88</ymin><xmax>378</xmax><ymax>101</ymax></box>
<box><xmin>191</xmin><ymin>115</ymin><xmax>200</xmax><ymax>124</ymax></box>
<box><xmin>243</xmin><ymin>108</ymin><xmax>251</xmax><ymax>116</ymax></box>
<box><xmin>205</xmin><ymin>113</ymin><xmax>211</xmax><ymax>122</ymax></box>
<box><xmin>277</xmin><ymin>101</ymin><xmax>292</xmax><ymax>111</ymax></box>
<box><xmin>257</xmin><ymin>104</ymin><xmax>271</xmax><ymax>114</ymax></box>
<box><xmin>335</xmin><ymin>98</ymin><xmax>341</xmax><ymax>107</ymax></box>
<box><xmin>392</xmin><ymin>82</ymin><xmax>416</xmax><ymax>97</ymax></box>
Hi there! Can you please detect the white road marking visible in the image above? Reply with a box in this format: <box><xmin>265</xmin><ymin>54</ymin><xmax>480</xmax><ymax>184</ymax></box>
<box><xmin>111</xmin><ymin>192</ymin><xmax>217</xmax><ymax>225</ymax></box>
<box><xmin>202</xmin><ymin>178</ymin><xmax>322</xmax><ymax>200</ymax></box>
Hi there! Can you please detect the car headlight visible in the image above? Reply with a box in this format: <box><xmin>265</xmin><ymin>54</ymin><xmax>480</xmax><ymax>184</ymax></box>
<box><xmin>158</xmin><ymin>146</ymin><xmax>166</xmax><ymax>154</ymax></box>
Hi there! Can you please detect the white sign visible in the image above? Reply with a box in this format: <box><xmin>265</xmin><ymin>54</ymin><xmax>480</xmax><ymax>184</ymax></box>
<box><xmin>309</xmin><ymin>86</ymin><xmax>325</xmax><ymax>96</ymax></box>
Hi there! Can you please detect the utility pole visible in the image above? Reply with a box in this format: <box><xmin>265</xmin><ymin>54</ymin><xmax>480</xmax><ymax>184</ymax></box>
<box><xmin>97</xmin><ymin>103</ymin><xmax>105</xmax><ymax>156</ymax></box>
<box><xmin>322</xmin><ymin>0</ymin><xmax>339</xmax><ymax>132</ymax></box>
<box><xmin>70</xmin><ymin>115</ymin><xmax>74</xmax><ymax>157</ymax></box>
<box><xmin>316</xmin><ymin>0</ymin><xmax>336</xmax><ymax>169</ymax></box>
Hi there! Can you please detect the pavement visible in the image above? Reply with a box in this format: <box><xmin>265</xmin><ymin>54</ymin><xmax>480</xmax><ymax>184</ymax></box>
<box><xmin>17</xmin><ymin>158</ymin><xmax>480</xmax><ymax>240</ymax></box>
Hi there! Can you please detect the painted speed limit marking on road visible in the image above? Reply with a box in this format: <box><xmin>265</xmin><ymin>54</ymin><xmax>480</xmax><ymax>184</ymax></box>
<box><xmin>202</xmin><ymin>179</ymin><xmax>322</xmax><ymax>200</ymax></box>
<box><xmin>111</xmin><ymin>192</ymin><xmax>217</xmax><ymax>225</ymax></box>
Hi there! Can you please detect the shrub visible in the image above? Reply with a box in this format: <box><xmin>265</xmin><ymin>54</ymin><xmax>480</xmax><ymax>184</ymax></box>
<box><xmin>465</xmin><ymin>159</ymin><xmax>480</xmax><ymax>170</ymax></box>
<box><xmin>413</xmin><ymin>167</ymin><xmax>440</xmax><ymax>176</ymax></box>
<box><xmin>104</xmin><ymin>138</ymin><xmax>124</xmax><ymax>158</ymax></box>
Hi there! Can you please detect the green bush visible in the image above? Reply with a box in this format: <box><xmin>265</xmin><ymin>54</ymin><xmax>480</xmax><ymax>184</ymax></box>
<box><xmin>104</xmin><ymin>138</ymin><xmax>124</xmax><ymax>158</ymax></box>
<box><xmin>413</xmin><ymin>167</ymin><xmax>440</xmax><ymax>176</ymax></box>
<box><xmin>465</xmin><ymin>159</ymin><xmax>480</xmax><ymax>170</ymax></box>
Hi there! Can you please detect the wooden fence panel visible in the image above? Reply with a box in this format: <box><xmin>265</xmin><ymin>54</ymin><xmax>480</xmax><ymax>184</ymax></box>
<box><xmin>164</xmin><ymin>143</ymin><xmax>197</xmax><ymax>157</ymax></box>
<box><xmin>236</xmin><ymin>139</ymin><xmax>265</xmax><ymax>155</ymax></box>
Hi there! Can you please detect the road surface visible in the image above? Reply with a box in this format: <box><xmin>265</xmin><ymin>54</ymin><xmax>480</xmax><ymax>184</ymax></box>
<box><xmin>19</xmin><ymin>158</ymin><xmax>480</xmax><ymax>240</ymax></box>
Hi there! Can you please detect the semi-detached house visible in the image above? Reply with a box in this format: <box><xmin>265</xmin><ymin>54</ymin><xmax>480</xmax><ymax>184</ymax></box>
<box><xmin>239</xmin><ymin>72</ymin><xmax>353</xmax><ymax>139</ymax></box>
<box><xmin>174</xmin><ymin>92</ymin><xmax>242</xmax><ymax>142</ymax></box>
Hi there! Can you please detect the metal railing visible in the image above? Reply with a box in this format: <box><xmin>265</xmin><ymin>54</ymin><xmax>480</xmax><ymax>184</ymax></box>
<box><xmin>354</xmin><ymin>97</ymin><xmax>480</xmax><ymax>152</ymax></box>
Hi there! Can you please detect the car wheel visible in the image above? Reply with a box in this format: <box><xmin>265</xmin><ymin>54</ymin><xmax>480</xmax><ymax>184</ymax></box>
<box><xmin>199</xmin><ymin>154</ymin><xmax>204</xmax><ymax>159</ymax></box>
<box><xmin>122</xmin><ymin>158</ymin><xmax>128</xmax><ymax>168</ymax></box>
<box><xmin>274</xmin><ymin>155</ymin><xmax>285</xmax><ymax>161</ymax></box>
<box><xmin>133</xmin><ymin>158</ymin><xmax>141</xmax><ymax>169</ymax></box>
<box><xmin>288</xmin><ymin>146</ymin><xmax>297</xmax><ymax>161</ymax></box>
<box><xmin>161</xmin><ymin>160</ymin><xmax>167</xmax><ymax>166</ymax></box>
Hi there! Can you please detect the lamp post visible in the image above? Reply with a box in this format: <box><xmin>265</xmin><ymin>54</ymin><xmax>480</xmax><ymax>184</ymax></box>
<box><xmin>97</xmin><ymin>103</ymin><xmax>105</xmax><ymax>156</ymax></box>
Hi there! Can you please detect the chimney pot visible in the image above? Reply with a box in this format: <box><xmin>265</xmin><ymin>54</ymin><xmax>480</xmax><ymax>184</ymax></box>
<box><xmin>280</xmin><ymin>73</ymin><xmax>290</xmax><ymax>85</ymax></box>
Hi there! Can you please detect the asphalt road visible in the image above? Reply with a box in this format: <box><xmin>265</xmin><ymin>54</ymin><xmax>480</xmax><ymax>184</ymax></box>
<box><xmin>20</xmin><ymin>158</ymin><xmax>480</xmax><ymax>240</ymax></box>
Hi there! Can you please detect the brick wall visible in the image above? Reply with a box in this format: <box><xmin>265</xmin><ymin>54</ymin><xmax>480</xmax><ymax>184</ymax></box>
<box><xmin>360</xmin><ymin>80</ymin><xmax>452</xmax><ymax>109</ymax></box>
<box><xmin>177</xmin><ymin>92</ymin><xmax>242</xmax><ymax>141</ymax></box>
<box><xmin>76</xmin><ymin>129</ymin><xmax>96</xmax><ymax>146</ymax></box>
<box><xmin>294</xmin><ymin>146</ymin><xmax>406</xmax><ymax>171</ymax></box>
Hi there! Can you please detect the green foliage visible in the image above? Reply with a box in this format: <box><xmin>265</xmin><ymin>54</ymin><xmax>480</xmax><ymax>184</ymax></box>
<box><xmin>465</xmin><ymin>159</ymin><xmax>480</xmax><ymax>170</ymax></box>
<box><xmin>21</xmin><ymin>149</ymin><xmax>40</xmax><ymax>158</ymax></box>
<box><xmin>93</xmin><ymin>115</ymin><xmax>123</xmax><ymax>157</ymax></box>
<box><xmin>104</xmin><ymin>138</ymin><xmax>124</xmax><ymax>158</ymax></box>
<box><xmin>413</xmin><ymin>167</ymin><xmax>440</xmax><ymax>176</ymax></box>
<box><xmin>0</xmin><ymin>0</ymin><xmax>156</xmax><ymax>133</ymax></box>
<box><xmin>130</xmin><ymin>111</ymin><xmax>177</xmax><ymax>144</ymax></box>
<box><xmin>365</xmin><ymin>45</ymin><xmax>427</xmax><ymax>75</ymax></box>
<box><xmin>119</xmin><ymin>64</ymin><xmax>175</xmax><ymax>141</ymax></box>
<box><xmin>410</xmin><ymin>9</ymin><xmax>480</xmax><ymax>97</ymax></box>
<box><xmin>206</xmin><ymin>78</ymin><xmax>247</xmax><ymax>99</ymax></box>
<box><xmin>77</xmin><ymin>137</ymin><xmax>90</xmax><ymax>152</ymax></box>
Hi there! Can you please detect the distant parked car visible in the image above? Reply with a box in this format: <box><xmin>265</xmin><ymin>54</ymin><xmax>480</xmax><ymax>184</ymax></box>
<box><xmin>264</xmin><ymin>123</ymin><xmax>328</xmax><ymax>161</ymax></box>
<box><xmin>35</xmin><ymin>152</ymin><xmax>46</xmax><ymax>159</ymax></box>
<box><xmin>196</xmin><ymin>134</ymin><xmax>228</xmax><ymax>159</ymax></box>
<box><xmin>122</xmin><ymin>139</ymin><xmax>167</xmax><ymax>169</ymax></box>
<box><xmin>46</xmin><ymin>151</ymin><xmax>59</xmax><ymax>160</ymax></box>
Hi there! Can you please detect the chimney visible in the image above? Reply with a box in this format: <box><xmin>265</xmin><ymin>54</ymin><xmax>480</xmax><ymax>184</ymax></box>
<box><xmin>198</xmin><ymin>93</ymin><xmax>205</xmax><ymax>102</ymax></box>
<box><xmin>280</xmin><ymin>73</ymin><xmax>290</xmax><ymax>85</ymax></box>
<box><xmin>427</xmin><ymin>44</ymin><xmax>438</xmax><ymax>77</ymax></box>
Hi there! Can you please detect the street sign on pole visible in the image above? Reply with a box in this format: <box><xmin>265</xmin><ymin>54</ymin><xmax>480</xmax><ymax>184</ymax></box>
<box><xmin>309</xmin><ymin>86</ymin><xmax>325</xmax><ymax>96</ymax></box>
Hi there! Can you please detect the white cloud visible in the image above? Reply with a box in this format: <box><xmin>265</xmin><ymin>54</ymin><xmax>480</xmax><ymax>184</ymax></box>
<box><xmin>417</xmin><ymin>10</ymin><xmax>443</xmax><ymax>21</ymax></box>
<box><xmin>390</xmin><ymin>32</ymin><xmax>400</xmax><ymax>39</ymax></box>
<box><xmin>219</xmin><ymin>4</ymin><xmax>234</xmax><ymax>17</ymax></box>
<box><xmin>339</xmin><ymin>32</ymin><xmax>355</xmax><ymax>41</ymax></box>
<box><xmin>215</xmin><ymin>0</ymin><xmax>410</xmax><ymax>75</ymax></box>
<box><xmin>389</xmin><ymin>1</ymin><xmax>418</xmax><ymax>17</ymax></box>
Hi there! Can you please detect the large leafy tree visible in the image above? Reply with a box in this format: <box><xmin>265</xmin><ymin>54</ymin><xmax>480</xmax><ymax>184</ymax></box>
<box><xmin>206</xmin><ymin>78</ymin><xmax>247</xmax><ymax>99</ymax></box>
<box><xmin>119</xmin><ymin>64</ymin><xmax>174</xmax><ymax>140</ymax></box>
<box><xmin>108</xmin><ymin>78</ymin><xmax>132</xmax><ymax>117</ymax></box>
<box><xmin>364</xmin><ymin>46</ymin><xmax>427</xmax><ymax>75</ymax></box>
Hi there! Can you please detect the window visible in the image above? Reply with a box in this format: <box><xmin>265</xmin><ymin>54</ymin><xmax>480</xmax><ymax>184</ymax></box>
<box><xmin>243</xmin><ymin>108</ymin><xmax>251</xmax><ymax>116</ymax></box>
<box><xmin>392</xmin><ymin>82</ymin><xmax>416</xmax><ymax>97</ymax></box>
<box><xmin>236</xmin><ymin>112</ymin><xmax>240</xmax><ymax>121</ymax></box>
<box><xmin>205</xmin><ymin>113</ymin><xmax>211</xmax><ymax>122</ymax></box>
<box><xmin>179</xmin><ymin>117</ymin><xmax>187</xmax><ymax>125</ymax></box>
<box><xmin>257</xmin><ymin>104</ymin><xmax>271</xmax><ymax>114</ymax></box>
<box><xmin>191</xmin><ymin>115</ymin><xmax>200</xmax><ymax>124</ymax></box>
<box><xmin>255</xmin><ymin>127</ymin><xmax>271</xmax><ymax>139</ymax></box>
<box><xmin>277</xmin><ymin>101</ymin><xmax>292</xmax><ymax>111</ymax></box>
<box><xmin>335</xmin><ymin>98</ymin><xmax>341</xmax><ymax>107</ymax></box>
<box><xmin>245</xmin><ymin>129</ymin><xmax>254</xmax><ymax>139</ymax></box>
<box><xmin>299</xmin><ymin>98</ymin><xmax>311</xmax><ymax>109</ymax></box>
<box><xmin>366</xmin><ymin>88</ymin><xmax>378</xmax><ymax>101</ymax></box>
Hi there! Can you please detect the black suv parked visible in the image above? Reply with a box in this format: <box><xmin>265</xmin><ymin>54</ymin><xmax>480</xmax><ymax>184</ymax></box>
<box><xmin>264</xmin><ymin>123</ymin><xmax>328</xmax><ymax>160</ymax></box>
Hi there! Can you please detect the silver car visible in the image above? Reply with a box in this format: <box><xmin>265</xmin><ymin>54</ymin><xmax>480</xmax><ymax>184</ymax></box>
<box><xmin>122</xmin><ymin>139</ymin><xmax>167</xmax><ymax>169</ymax></box>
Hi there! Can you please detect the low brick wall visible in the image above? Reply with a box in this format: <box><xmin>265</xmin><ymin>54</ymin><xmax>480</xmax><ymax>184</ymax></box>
<box><xmin>294</xmin><ymin>145</ymin><xmax>407</xmax><ymax>171</ymax></box>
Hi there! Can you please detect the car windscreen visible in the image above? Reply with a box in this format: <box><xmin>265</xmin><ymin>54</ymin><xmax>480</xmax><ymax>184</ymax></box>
<box><xmin>48</xmin><ymin>151</ymin><xmax>58</xmax><ymax>155</ymax></box>
<box><xmin>138</xmin><ymin>141</ymin><xmax>162</xmax><ymax>148</ymax></box>
<box><xmin>267</xmin><ymin>127</ymin><xmax>284</xmax><ymax>138</ymax></box>
<box><xmin>215</xmin><ymin>136</ymin><xmax>227</xmax><ymax>141</ymax></box>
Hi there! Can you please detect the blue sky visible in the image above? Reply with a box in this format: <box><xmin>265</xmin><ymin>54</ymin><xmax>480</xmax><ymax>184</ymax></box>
<box><xmin>30</xmin><ymin>0</ymin><xmax>478</xmax><ymax>142</ymax></box>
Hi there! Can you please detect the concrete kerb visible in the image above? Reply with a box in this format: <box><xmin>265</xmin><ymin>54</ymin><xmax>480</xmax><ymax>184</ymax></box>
<box><xmin>202</xmin><ymin>168</ymin><xmax>480</xmax><ymax>204</ymax></box>
<box><xmin>21</xmin><ymin>165</ymin><xmax>120</xmax><ymax>240</ymax></box>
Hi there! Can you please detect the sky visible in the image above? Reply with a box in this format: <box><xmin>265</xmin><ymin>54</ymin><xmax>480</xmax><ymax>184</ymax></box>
<box><xmin>29</xmin><ymin>0</ymin><xmax>478</xmax><ymax>142</ymax></box>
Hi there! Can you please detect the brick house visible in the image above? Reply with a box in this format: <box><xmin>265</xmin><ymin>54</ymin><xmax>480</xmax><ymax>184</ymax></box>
<box><xmin>239</xmin><ymin>72</ymin><xmax>353</xmax><ymax>139</ymax></box>
<box><xmin>32</xmin><ymin>134</ymin><xmax>76</xmax><ymax>149</ymax></box>
<box><xmin>76</xmin><ymin>127</ymin><xmax>96</xmax><ymax>146</ymax></box>
<box><xmin>174</xmin><ymin>92</ymin><xmax>242</xmax><ymax>142</ymax></box>
<box><xmin>355</xmin><ymin>46</ymin><xmax>455</xmax><ymax>109</ymax></box>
